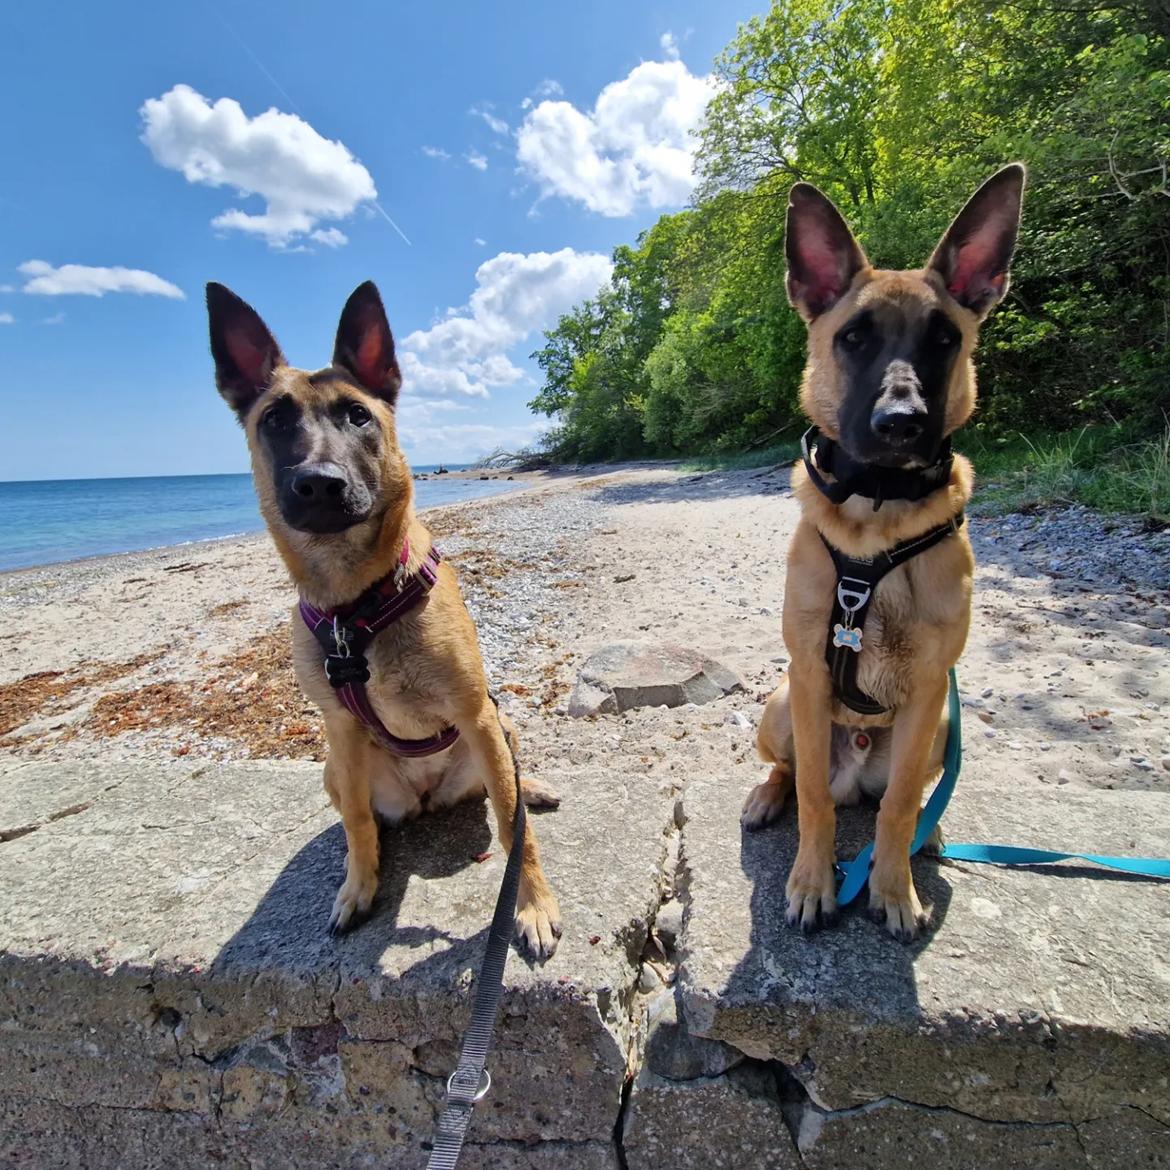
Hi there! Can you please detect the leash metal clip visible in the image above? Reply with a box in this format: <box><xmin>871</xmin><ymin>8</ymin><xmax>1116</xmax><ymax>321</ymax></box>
<box><xmin>446</xmin><ymin>1067</ymin><xmax>491</xmax><ymax>1105</ymax></box>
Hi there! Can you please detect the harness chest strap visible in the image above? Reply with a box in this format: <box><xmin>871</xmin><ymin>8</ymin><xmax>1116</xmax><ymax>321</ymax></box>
<box><xmin>298</xmin><ymin>541</ymin><xmax>460</xmax><ymax>757</ymax></box>
<box><xmin>823</xmin><ymin>513</ymin><xmax>966</xmax><ymax>715</ymax></box>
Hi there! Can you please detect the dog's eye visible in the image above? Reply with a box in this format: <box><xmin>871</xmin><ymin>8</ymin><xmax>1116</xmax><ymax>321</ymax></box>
<box><xmin>840</xmin><ymin>328</ymin><xmax>866</xmax><ymax>349</ymax></box>
<box><xmin>348</xmin><ymin>403</ymin><xmax>372</xmax><ymax>427</ymax></box>
<box><xmin>261</xmin><ymin>403</ymin><xmax>291</xmax><ymax>432</ymax></box>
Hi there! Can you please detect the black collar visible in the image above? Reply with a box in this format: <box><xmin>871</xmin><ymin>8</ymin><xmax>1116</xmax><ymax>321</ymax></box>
<box><xmin>801</xmin><ymin>426</ymin><xmax>954</xmax><ymax>512</ymax></box>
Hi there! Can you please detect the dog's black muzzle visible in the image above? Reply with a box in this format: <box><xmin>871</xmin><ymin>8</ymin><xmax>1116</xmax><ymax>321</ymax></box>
<box><xmin>278</xmin><ymin>462</ymin><xmax>373</xmax><ymax>533</ymax></box>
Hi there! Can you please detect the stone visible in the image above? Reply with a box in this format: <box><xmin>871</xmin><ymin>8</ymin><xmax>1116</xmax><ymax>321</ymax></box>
<box><xmin>678</xmin><ymin>763</ymin><xmax>1170</xmax><ymax>1130</ymax></box>
<box><xmin>642</xmin><ymin>989</ymin><xmax>742</xmax><ymax>1082</ymax></box>
<box><xmin>0</xmin><ymin>749</ymin><xmax>678</xmax><ymax>1164</ymax></box>
<box><xmin>623</xmin><ymin>1063</ymin><xmax>798</xmax><ymax>1170</ymax></box>
<box><xmin>568</xmin><ymin>642</ymin><xmax>744</xmax><ymax>716</ymax></box>
<box><xmin>654</xmin><ymin>898</ymin><xmax>684</xmax><ymax>953</ymax></box>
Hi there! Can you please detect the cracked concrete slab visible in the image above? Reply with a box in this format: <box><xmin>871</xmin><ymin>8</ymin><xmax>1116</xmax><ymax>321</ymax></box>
<box><xmin>623</xmin><ymin>1062</ymin><xmax>798</xmax><ymax>1169</ymax></box>
<box><xmin>787</xmin><ymin>1093</ymin><xmax>1170</xmax><ymax>1170</ymax></box>
<box><xmin>0</xmin><ymin>751</ymin><xmax>678</xmax><ymax>1163</ymax></box>
<box><xmin>678</xmin><ymin>764</ymin><xmax>1170</xmax><ymax>1142</ymax></box>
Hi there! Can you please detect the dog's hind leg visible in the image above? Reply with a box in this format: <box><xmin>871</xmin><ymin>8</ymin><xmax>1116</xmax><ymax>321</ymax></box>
<box><xmin>742</xmin><ymin>676</ymin><xmax>795</xmax><ymax>829</ymax></box>
<box><xmin>499</xmin><ymin>710</ymin><xmax>561</xmax><ymax>809</ymax></box>
<box><xmin>323</xmin><ymin>713</ymin><xmax>381</xmax><ymax>934</ymax></box>
<box><xmin>458</xmin><ymin>697</ymin><xmax>562</xmax><ymax>959</ymax></box>
<box><xmin>869</xmin><ymin>677</ymin><xmax>950</xmax><ymax>942</ymax></box>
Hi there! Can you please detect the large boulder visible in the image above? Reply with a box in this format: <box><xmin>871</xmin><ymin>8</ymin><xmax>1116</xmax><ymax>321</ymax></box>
<box><xmin>568</xmin><ymin>642</ymin><xmax>745</xmax><ymax>717</ymax></box>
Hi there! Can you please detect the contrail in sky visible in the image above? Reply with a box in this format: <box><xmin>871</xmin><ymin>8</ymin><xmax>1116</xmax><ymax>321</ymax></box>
<box><xmin>205</xmin><ymin>2</ymin><xmax>411</xmax><ymax>246</ymax></box>
<box><xmin>373</xmin><ymin>202</ymin><xmax>413</xmax><ymax>247</ymax></box>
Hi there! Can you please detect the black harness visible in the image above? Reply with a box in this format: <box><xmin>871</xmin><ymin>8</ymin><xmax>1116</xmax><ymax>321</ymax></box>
<box><xmin>822</xmin><ymin>515</ymin><xmax>965</xmax><ymax>714</ymax></box>
<box><xmin>801</xmin><ymin>426</ymin><xmax>965</xmax><ymax>715</ymax></box>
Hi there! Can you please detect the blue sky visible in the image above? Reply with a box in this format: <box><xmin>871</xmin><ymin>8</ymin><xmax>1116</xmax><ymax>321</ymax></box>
<box><xmin>0</xmin><ymin>0</ymin><xmax>762</xmax><ymax>481</ymax></box>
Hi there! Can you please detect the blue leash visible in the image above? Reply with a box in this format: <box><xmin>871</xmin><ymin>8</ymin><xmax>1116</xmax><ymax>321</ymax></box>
<box><xmin>835</xmin><ymin>668</ymin><xmax>1170</xmax><ymax>907</ymax></box>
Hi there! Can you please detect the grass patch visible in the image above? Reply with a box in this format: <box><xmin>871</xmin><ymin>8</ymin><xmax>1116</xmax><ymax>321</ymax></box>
<box><xmin>960</xmin><ymin>422</ymin><xmax>1170</xmax><ymax>524</ymax></box>
<box><xmin>680</xmin><ymin>440</ymin><xmax>802</xmax><ymax>472</ymax></box>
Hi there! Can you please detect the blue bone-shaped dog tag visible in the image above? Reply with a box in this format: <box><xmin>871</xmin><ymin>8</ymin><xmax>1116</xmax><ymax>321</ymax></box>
<box><xmin>833</xmin><ymin>623</ymin><xmax>863</xmax><ymax>652</ymax></box>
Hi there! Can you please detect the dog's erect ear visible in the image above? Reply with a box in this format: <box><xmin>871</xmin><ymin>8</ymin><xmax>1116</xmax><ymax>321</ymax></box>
<box><xmin>928</xmin><ymin>164</ymin><xmax>1025</xmax><ymax>317</ymax></box>
<box><xmin>785</xmin><ymin>183</ymin><xmax>869</xmax><ymax>321</ymax></box>
<box><xmin>206</xmin><ymin>283</ymin><xmax>285</xmax><ymax>417</ymax></box>
<box><xmin>333</xmin><ymin>281</ymin><xmax>402</xmax><ymax>405</ymax></box>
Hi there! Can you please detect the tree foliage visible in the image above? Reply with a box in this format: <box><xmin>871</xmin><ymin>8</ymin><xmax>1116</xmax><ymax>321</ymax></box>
<box><xmin>530</xmin><ymin>0</ymin><xmax>1170</xmax><ymax>461</ymax></box>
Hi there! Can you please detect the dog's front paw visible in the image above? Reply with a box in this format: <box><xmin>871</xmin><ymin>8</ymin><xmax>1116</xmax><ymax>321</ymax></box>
<box><xmin>785</xmin><ymin>848</ymin><xmax>838</xmax><ymax>934</ymax></box>
<box><xmin>868</xmin><ymin>860</ymin><xmax>930</xmax><ymax>943</ymax></box>
<box><xmin>515</xmin><ymin>886</ymin><xmax>562</xmax><ymax>960</ymax></box>
<box><xmin>329</xmin><ymin>869</ymin><xmax>378</xmax><ymax>935</ymax></box>
<box><xmin>741</xmin><ymin>780</ymin><xmax>789</xmax><ymax>830</ymax></box>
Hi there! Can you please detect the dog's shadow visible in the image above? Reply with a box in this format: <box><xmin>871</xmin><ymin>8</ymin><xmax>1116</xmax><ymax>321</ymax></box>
<box><xmin>210</xmin><ymin>800</ymin><xmax>502</xmax><ymax>982</ymax></box>
<box><xmin>723</xmin><ymin>797</ymin><xmax>955</xmax><ymax>1022</ymax></box>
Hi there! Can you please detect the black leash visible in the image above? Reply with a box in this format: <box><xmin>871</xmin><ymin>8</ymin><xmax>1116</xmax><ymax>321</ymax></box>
<box><xmin>425</xmin><ymin>706</ymin><xmax>526</xmax><ymax>1170</ymax></box>
<box><xmin>822</xmin><ymin>514</ymin><xmax>965</xmax><ymax>714</ymax></box>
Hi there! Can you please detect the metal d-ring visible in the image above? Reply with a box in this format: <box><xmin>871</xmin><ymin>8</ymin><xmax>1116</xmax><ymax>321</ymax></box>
<box><xmin>331</xmin><ymin>615</ymin><xmax>352</xmax><ymax>658</ymax></box>
<box><xmin>447</xmin><ymin>1067</ymin><xmax>491</xmax><ymax>1103</ymax></box>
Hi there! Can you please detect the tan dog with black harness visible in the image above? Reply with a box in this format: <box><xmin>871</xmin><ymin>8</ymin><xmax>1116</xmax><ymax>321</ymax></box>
<box><xmin>742</xmin><ymin>166</ymin><xmax>1025</xmax><ymax>941</ymax></box>
<box><xmin>206</xmin><ymin>281</ymin><xmax>561</xmax><ymax>958</ymax></box>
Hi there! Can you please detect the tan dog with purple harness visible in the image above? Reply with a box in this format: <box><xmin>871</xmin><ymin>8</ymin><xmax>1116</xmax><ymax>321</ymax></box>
<box><xmin>742</xmin><ymin>166</ymin><xmax>1025</xmax><ymax>941</ymax></box>
<box><xmin>205</xmin><ymin>281</ymin><xmax>561</xmax><ymax>957</ymax></box>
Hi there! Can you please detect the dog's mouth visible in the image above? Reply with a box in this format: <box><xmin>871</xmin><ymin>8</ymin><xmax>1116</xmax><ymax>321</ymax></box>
<box><xmin>280</xmin><ymin>504</ymin><xmax>373</xmax><ymax>535</ymax></box>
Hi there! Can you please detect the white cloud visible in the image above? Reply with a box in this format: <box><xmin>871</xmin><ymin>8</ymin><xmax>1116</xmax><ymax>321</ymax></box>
<box><xmin>660</xmin><ymin>31</ymin><xmax>680</xmax><ymax>60</ymax></box>
<box><xmin>399</xmin><ymin>247</ymin><xmax>612</xmax><ymax>400</ymax></box>
<box><xmin>0</xmin><ymin>312</ymin><xmax>13</xmax><ymax>324</ymax></box>
<box><xmin>470</xmin><ymin>105</ymin><xmax>509</xmax><ymax>135</ymax></box>
<box><xmin>40</xmin><ymin>312</ymin><xmax>66</xmax><ymax>325</ymax></box>
<box><xmin>19</xmin><ymin>260</ymin><xmax>185</xmax><ymax>299</ymax></box>
<box><xmin>516</xmin><ymin>58</ymin><xmax>715</xmax><ymax>216</ymax></box>
<box><xmin>397</xmin><ymin>419</ymin><xmax>549</xmax><ymax>464</ymax></box>
<box><xmin>521</xmin><ymin>80</ymin><xmax>563</xmax><ymax>111</ymax></box>
<box><xmin>474</xmin><ymin>237</ymin><xmax>486</xmax><ymax>247</ymax></box>
<box><xmin>422</xmin><ymin>145</ymin><xmax>451</xmax><ymax>160</ymax></box>
<box><xmin>310</xmin><ymin>227</ymin><xmax>348</xmax><ymax>248</ymax></box>
<box><xmin>140</xmin><ymin>84</ymin><xmax>377</xmax><ymax>248</ymax></box>
<box><xmin>466</xmin><ymin>150</ymin><xmax>488</xmax><ymax>172</ymax></box>
<box><xmin>0</xmin><ymin>284</ymin><xmax>14</xmax><ymax>293</ymax></box>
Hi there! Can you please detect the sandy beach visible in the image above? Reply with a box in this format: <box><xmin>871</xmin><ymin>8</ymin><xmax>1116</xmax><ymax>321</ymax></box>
<box><xmin>2</xmin><ymin>463</ymin><xmax>1169</xmax><ymax>803</ymax></box>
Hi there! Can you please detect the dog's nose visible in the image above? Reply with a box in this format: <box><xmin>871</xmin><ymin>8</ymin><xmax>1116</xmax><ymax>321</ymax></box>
<box><xmin>290</xmin><ymin>464</ymin><xmax>347</xmax><ymax>501</ymax></box>
<box><xmin>871</xmin><ymin>407</ymin><xmax>926</xmax><ymax>446</ymax></box>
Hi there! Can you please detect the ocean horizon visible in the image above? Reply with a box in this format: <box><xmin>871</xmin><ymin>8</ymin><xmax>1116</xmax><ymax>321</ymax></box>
<box><xmin>0</xmin><ymin>467</ymin><xmax>521</xmax><ymax>572</ymax></box>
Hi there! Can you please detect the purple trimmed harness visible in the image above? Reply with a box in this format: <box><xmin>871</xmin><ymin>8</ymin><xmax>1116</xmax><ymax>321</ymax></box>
<box><xmin>298</xmin><ymin>541</ymin><xmax>460</xmax><ymax>758</ymax></box>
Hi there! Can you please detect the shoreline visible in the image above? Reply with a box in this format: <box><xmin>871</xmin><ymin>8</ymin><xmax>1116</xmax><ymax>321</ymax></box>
<box><xmin>1</xmin><ymin>461</ymin><xmax>1167</xmax><ymax>802</ymax></box>
<box><xmin>0</xmin><ymin>471</ymin><xmax>560</xmax><ymax>583</ymax></box>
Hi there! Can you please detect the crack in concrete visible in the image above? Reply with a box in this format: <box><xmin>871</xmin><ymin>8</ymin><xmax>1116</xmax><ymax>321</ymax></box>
<box><xmin>0</xmin><ymin>800</ymin><xmax>92</xmax><ymax>843</ymax></box>
<box><xmin>608</xmin><ymin>804</ymin><xmax>685</xmax><ymax>1167</ymax></box>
